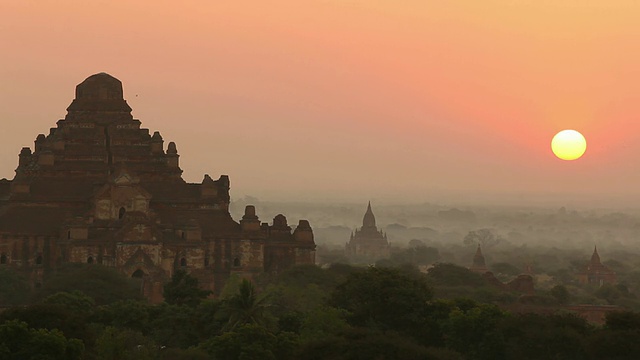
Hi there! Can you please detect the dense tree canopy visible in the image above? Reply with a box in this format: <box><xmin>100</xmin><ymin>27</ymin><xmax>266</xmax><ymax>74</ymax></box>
<box><xmin>0</xmin><ymin>269</ymin><xmax>30</xmax><ymax>306</ymax></box>
<box><xmin>331</xmin><ymin>266</ymin><xmax>433</xmax><ymax>338</ymax></box>
<box><xmin>0</xmin><ymin>263</ymin><xmax>640</xmax><ymax>359</ymax></box>
<box><xmin>427</xmin><ymin>263</ymin><xmax>487</xmax><ymax>287</ymax></box>
<box><xmin>221</xmin><ymin>279</ymin><xmax>270</xmax><ymax>331</ymax></box>
<box><xmin>163</xmin><ymin>270</ymin><xmax>211</xmax><ymax>307</ymax></box>
<box><xmin>35</xmin><ymin>264</ymin><xmax>142</xmax><ymax>304</ymax></box>
<box><xmin>0</xmin><ymin>320</ymin><xmax>84</xmax><ymax>360</ymax></box>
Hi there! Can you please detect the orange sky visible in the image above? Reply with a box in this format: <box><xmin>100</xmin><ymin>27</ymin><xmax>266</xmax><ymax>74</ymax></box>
<box><xmin>2</xmin><ymin>1</ymin><xmax>640</xmax><ymax>206</ymax></box>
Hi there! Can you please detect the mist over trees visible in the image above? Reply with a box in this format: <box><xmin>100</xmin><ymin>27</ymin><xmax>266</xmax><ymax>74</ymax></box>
<box><xmin>230</xmin><ymin>198</ymin><xmax>640</xmax><ymax>310</ymax></box>
<box><xmin>3</xmin><ymin>199</ymin><xmax>640</xmax><ymax>358</ymax></box>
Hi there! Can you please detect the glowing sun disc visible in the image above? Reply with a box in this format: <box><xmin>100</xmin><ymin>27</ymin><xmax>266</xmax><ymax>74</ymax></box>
<box><xmin>551</xmin><ymin>130</ymin><xmax>587</xmax><ymax>160</ymax></box>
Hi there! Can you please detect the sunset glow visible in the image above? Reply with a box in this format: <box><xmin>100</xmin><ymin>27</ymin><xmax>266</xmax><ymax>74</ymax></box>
<box><xmin>551</xmin><ymin>130</ymin><xmax>587</xmax><ymax>161</ymax></box>
<box><xmin>2</xmin><ymin>1</ymin><xmax>640</xmax><ymax>204</ymax></box>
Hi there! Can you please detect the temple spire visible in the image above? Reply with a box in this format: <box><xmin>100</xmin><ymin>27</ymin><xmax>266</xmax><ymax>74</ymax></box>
<box><xmin>591</xmin><ymin>245</ymin><xmax>601</xmax><ymax>265</ymax></box>
<box><xmin>474</xmin><ymin>244</ymin><xmax>485</xmax><ymax>266</ymax></box>
<box><xmin>362</xmin><ymin>201</ymin><xmax>376</xmax><ymax>228</ymax></box>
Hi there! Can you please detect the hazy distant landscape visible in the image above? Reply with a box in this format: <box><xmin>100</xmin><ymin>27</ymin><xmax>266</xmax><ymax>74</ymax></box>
<box><xmin>231</xmin><ymin>198</ymin><xmax>640</xmax><ymax>306</ymax></box>
<box><xmin>232</xmin><ymin>197</ymin><xmax>640</xmax><ymax>250</ymax></box>
<box><xmin>4</xmin><ymin>1</ymin><xmax>640</xmax><ymax>359</ymax></box>
<box><xmin>5</xmin><ymin>197</ymin><xmax>640</xmax><ymax>358</ymax></box>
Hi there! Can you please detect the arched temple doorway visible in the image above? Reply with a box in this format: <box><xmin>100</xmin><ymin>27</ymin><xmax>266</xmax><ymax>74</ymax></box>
<box><xmin>131</xmin><ymin>269</ymin><xmax>145</xmax><ymax>278</ymax></box>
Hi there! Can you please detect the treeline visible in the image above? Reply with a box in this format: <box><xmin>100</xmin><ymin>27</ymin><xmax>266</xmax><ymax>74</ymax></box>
<box><xmin>1</xmin><ymin>263</ymin><xmax>640</xmax><ymax>359</ymax></box>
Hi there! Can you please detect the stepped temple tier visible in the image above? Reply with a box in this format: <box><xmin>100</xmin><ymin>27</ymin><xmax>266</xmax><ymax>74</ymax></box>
<box><xmin>0</xmin><ymin>73</ymin><xmax>316</xmax><ymax>302</ymax></box>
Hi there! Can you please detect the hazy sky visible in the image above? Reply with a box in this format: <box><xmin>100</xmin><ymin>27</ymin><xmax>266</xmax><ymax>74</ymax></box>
<box><xmin>2</xmin><ymin>1</ymin><xmax>640</xmax><ymax>206</ymax></box>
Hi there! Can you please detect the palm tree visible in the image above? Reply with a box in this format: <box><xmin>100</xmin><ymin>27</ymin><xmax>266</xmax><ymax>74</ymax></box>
<box><xmin>222</xmin><ymin>279</ymin><xmax>269</xmax><ymax>331</ymax></box>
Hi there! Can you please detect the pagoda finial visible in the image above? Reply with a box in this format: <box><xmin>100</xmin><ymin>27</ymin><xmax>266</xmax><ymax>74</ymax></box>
<box><xmin>363</xmin><ymin>201</ymin><xmax>376</xmax><ymax>228</ymax></box>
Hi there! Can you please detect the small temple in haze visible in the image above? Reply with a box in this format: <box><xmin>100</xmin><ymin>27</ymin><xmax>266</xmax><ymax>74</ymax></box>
<box><xmin>469</xmin><ymin>244</ymin><xmax>489</xmax><ymax>273</ymax></box>
<box><xmin>0</xmin><ymin>73</ymin><xmax>316</xmax><ymax>302</ymax></box>
<box><xmin>468</xmin><ymin>244</ymin><xmax>535</xmax><ymax>295</ymax></box>
<box><xmin>577</xmin><ymin>246</ymin><xmax>617</xmax><ymax>286</ymax></box>
<box><xmin>345</xmin><ymin>202</ymin><xmax>390</xmax><ymax>262</ymax></box>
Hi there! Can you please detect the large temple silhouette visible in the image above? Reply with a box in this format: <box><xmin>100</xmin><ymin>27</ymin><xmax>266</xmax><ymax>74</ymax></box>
<box><xmin>0</xmin><ymin>73</ymin><xmax>315</xmax><ymax>301</ymax></box>
<box><xmin>345</xmin><ymin>202</ymin><xmax>390</xmax><ymax>262</ymax></box>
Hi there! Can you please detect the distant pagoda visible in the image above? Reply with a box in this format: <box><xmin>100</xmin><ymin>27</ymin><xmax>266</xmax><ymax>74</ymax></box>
<box><xmin>345</xmin><ymin>202</ymin><xmax>390</xmax><ymax>262</ymax></box>
<box><xmin>577</xmin><ymin>246</ymin><xmax>617</xmax><ymax>286</ymax></box>
<box><xmin>469</xmin><ymin>244</ymin><xmax>489</xmax><ymax>273</ymax></box>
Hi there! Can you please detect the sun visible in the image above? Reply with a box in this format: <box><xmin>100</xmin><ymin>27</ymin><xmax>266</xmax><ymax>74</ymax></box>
<box><xmin>551</xmin><ymin>130</ymin><xmax>587</xmax><ymax>161</ymax></box>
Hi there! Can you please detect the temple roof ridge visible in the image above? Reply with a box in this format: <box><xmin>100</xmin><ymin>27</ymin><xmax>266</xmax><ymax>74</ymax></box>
<box><xmin>591</xmin><ymin>245</ymin><xmax>601</xmax><ymax>265</ymax></box>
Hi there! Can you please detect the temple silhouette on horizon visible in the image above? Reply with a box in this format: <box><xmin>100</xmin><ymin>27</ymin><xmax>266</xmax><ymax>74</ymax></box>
<box><xmin>345</xmin><ymin>202</ymin><xmax>390</xmax><ymax>262</ymax></box>
<box><xmin>577</xmin><ymin>246</ymin><xmax>617</xmax><ymax>286</ymax></box>
<box><xmin>469</xmin><ymin>244</ymin><xmax>489</xmax><ymax>273</ymax></box>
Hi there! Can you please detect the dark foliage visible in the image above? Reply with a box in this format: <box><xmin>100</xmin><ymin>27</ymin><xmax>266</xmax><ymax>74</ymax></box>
<box><xmin>221</xmin><ymin>279</ymin><xmax>270</xmax><ymax>331</ymax></box>
<box><xmin>0</xmin><ymin>320</ymin><xmax>84</xmax><ymax>360</ymax></box>
<box><xmin>0</xmin><ymin>268</ymin><xmax>30</xmax><ymax>306</ymax></box>
<box><xmin>200</xmin><ymin>324</ymin><xmax>297</xmax><ymax>360</ymax></box>
<box><xmin>35</xmin><ymin>264</ymin><xmax>142</xmax><ymax>305</ymax></box>
<box><xmin>427</xmin><ymin>263</ymin><xmax>487</xmax><ymax>287</ymax></box>
<box><xmin>605</xmin><ymin>311</ymin><xmax>640</xmax><ymax>331</ymax></box>
<box><xmin>297</xmin><ymin>328</ymin><xmax>463</xmax><ymax>360</ymax></box>
<box><xmin>0</xmin><ymin>303</ymin><xmax>95</xmax><ymax>346</ymax></box>
<box><xmin>498</xmin><ymin>313</ymin><xmax>591</xmax><ymax>360</ymax></box>
<box><xmin>163</xmin><ymin>270</ymin><xmax>211</xmax><ymax>307</ymax></box>
<box><xmin>550</xmin><ymin>285</ymin><xmax>571</xmax><ymax>304</ymax></box>
<box><xmin>3</xmin><ymin>262</ymin><xmax>640</xmax><ymax>359</ymax></box>
<box><xmin>331</xmin><ymin>266</ymin><xmax>433</xmax><ymax>338</ymax></box>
